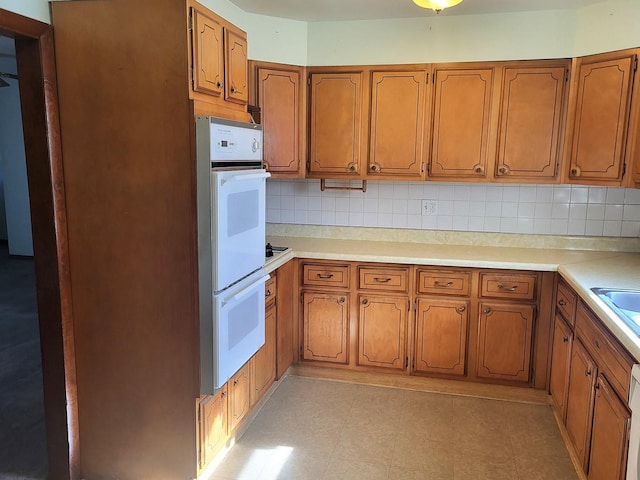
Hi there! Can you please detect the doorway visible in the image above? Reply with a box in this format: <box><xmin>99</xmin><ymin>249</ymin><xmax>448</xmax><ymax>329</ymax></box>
<box><xmin>0</xmin><ymin>8</ymin><xmax>78</xmax><ymax>480</ymax></box>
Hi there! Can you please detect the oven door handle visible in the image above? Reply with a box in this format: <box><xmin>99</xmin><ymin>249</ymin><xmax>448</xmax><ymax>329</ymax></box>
<box><xmin>221</xmin><ymin>274</ymin><xmax>270</xmax><ymax>307</ymax></box>
<box><xmin>221</xmin><ymin>171</ymin><xmax>271</xmax><ymax>185</ymax></box>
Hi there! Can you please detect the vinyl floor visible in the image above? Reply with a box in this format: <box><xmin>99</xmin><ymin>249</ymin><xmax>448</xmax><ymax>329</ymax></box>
<box><xmin>206</xmin><ymin>375</ymin><xmax>579</xmax><ymax>480</ymax></box>
<box><xmin>0</xmin><ymin>243</ymin><xmax>47</xmax><ymax>479</ymax></box>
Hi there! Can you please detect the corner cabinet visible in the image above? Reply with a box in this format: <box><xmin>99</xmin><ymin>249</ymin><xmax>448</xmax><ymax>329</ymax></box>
<box><xmin>564</xmin><ymin>49</ymin><xmax>638</xmax><ymax>185</ymax></box>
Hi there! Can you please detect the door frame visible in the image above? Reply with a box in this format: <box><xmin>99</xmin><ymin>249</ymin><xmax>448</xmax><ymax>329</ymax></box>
<box><xmin>0</xmin><ymin>9</ymin><xmax>78</xmax><ymax>480</ymax></box>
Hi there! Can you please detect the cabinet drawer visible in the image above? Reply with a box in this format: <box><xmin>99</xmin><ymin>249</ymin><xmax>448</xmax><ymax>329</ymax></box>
<box><xmin>358</xmin><ymin>266</ymin><xmax>409</xmax><ymax>292</ymax></box>
<box><xmin>556</xmin><ymin>279</ymin><xmax>578</xmax><ymax>326</ymax></box>
<box><xmin>416</xmin><ymin>269</ymin><xmax>471</xmax><ymax>296</ymax></box>
<box><xmin>575</xmin><ymin>302</ymin><xmax>633</xmax><ymax>400</ymax></box>
<box><xmin>479</xmin><ymin>272</ymin><xmax>537</xmax><ymax>301</ymax></box>
<box><xmin>302</xmin><ymin>263</ymin><xmax>350</xmax><ymax>288</ymax></box>
<box><xmin>265</xmin><ymin>275</ymin><xmax>276</xmax><ymax>305</ymax></box>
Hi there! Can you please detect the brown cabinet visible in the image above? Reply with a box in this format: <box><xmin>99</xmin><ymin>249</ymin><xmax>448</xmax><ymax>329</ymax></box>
<box><xmin>588</xmin><ymin>375</ymin><xmax>631</xmax><ymax>480</ymax></box>
<box><xmin>307</xmin><ymin>71</ymin><xmax>366</xmax><ymax>177</ymax></box>
<box><xmin>429</xmin><ymin>65</ymin><xmax>495</xmax><ymax>179</ymax></box>
<box><xmin>250</xmin><ymin>302</ymin><xmax>276</xmax><ymax>406</ymax></box>
<box><xmin>476</xmin><ymin>302</ymin><xmax>535</xmax><ymax>383</ymax></box>
<box><xmin>275</xmin><ymin>260</ymin><xmax>297</xmax><ymax>378</ymax></box>
<box><xmin>414</xmin><ymin>298</ymin><xmax>469</xmax><ymax>376</ymax></box>
<box><xmin>495</xmin><ymin>63</ymin><xmax>569</xmax><ymax>181</ymax></box>
<box><xmin>251</xmin><ymin>62</ymin><xmax>304</xmax><ymax>177</ymax></box>
<box><xmin>190</xmin><ymin>2</ymin><xmax>248</xmax><ymax>110</ymax></box>
<box><xmin>368</xmin><ymin>69</ymin><xmax>428</xmax><ymax>179</ymax></box>
<box><xmin>197</xmin><ymin>388</ymin><xmax>227</xmax><ymax>474</ymax></box>
<box><xmin>302</xmin><ymin>291</ymin><xmax>349</xmax><ymax>364</ymax></box>
<box><xmin>228</xmin><ymin>362</ymin><xmax>250</xmax><ymax>432</ymax></box>
<box><xmin>549</xmin><ymin>313</ymin><xmax>574</xmax><ymax>420</ymax></box>
<box><xmin>357</xmin><ymin>294</ymin><xmax>408</xmax><ymax>369</ymax></box>
<box><xmin>566</xmin><ymin>339</ymin><xmax>598</xmax><ymax>471</ymax></box>
<box><xmin>565</xmin><ymin>50</ymin><xmax>637</xmax><ymax>184</ymax></box>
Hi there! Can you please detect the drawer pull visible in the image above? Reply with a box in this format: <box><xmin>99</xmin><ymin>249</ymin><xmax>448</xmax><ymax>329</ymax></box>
<box><xmin>558</xmin><ymin>299</ymin><xmax>566</xmax><ymax>306</ymax></box>
<box><xmin>498</xmin><ymin>284</ymin><xmax>518</xmax><ymax>292</ymax></box>
<box><xmin>563</xmin><ymin>336</ymin><xmax>569</xmax><ymax>343</ymax></box>
<box><xmin>456</xmin><ymin>305</ymin><xmax>466</xmax><ymax>313</ymax></box>
<box><xmin>338</xmin><ymin>297</ymin><xmax>346</xmax><ymax>304</ymax></box>
<box><xmin>374</xmin><ymin>277</ymin><xmax>392</xmax><ymax>283</ymax></box>
<box><xmin>362</xmin><ymin>298</ymin><xmax>369</xmax><ymax>305</ymax></box>
<box><xmin>265</xmin><ymin>289</ymin><xmax>272</xmax><ymax>297</ymax></box>
<box><xmin>317</xmin><ymin>273</ymin><xmax>334</xmax><ymax>279</ymax></box>
<box><xmin>483</xmin><ymin>307</ymin><xmax>491</xmax><ymax>314</ymax></box>
<box><xmin>595</xmin><ymin>339</ymin><xmax>600</xmax><ymax>349</ymax></box>
<box><xmin>585</xmin><ymin>369</ymin><xmax>592</xmax><ymax>377</ymax></box>
<box><xmin>434</xmin><ymin>281</ymin><xmax>453</xmax><ymax>288</ymax></box>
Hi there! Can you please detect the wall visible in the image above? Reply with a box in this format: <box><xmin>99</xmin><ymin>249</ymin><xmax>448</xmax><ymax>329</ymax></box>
<box><xmin>0</xmin><ymin>52</ymin><xmax>33</xmax><ymax>255</ymax></box>
<box><xmin>573</xmin><ymin>0</ymin><xmax>640</xmax><ymax>56</ymax></box>
<box><xmin>267</xmin><ymin>180</ymin><xmax>640</xmax><ymax>238</ymax></box>
<box><xmin>0</xmin><ymin>0</ymin><xmax>50</xmax><ymax>23</ymax></box>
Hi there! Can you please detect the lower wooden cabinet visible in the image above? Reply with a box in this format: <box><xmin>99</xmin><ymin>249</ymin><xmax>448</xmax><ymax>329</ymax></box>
<box><xmin>476</xmin><ymin>302</ymin><xmax>534</xmax><ymax>383</ymax></box>
<box><xmin>357</xmin><ymin>294</ymin><xmax>408</xmax><ymax>369</ymax></box>
<box><xmin>250</xmin><ymin>303</ymin><xmax>276</xmax><ymax>406</ymax></box>
<box><xmin>302</xmin><ymin>291</ymin><xmax>349</xmax><ymax>364</ymax></box>
<box><xmin>549</xmin><ymin>313</ymin><xmax>574</xmax><ymax>420</ymax></box>
<box><xmin>565</xmin><ymin>339</ymin><xmax>598</xmax><ymax>471</ymax></box>
<box><xmin>228</xmin><ymin>362</ymin><xmax>251</xmax><ymax>432</ymax></box>
<box><xmin>414</xmin><ymin>298</ymin><xmax>469</xmax><ymax>376</ymax></box>
<box><xmin>197</xmin><ymin>388</ymin><xmax>228</xmax><ymax>473</ymax></box>
<box><xmin>588</xmin><ymin>375</ymin><xmax>631</xmax><ymax>480</ymax></box>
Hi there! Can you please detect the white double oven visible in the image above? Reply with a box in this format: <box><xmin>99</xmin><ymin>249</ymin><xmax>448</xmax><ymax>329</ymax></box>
<box><xmin>196</xmin><ymin>117</ymin><xmax>270</xmax><ymax>393</ymax></box>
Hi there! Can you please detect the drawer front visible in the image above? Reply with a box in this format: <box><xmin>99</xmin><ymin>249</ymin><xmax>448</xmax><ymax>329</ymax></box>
<box><xmin>302</xmin><ymin>263</ymin><xmax>350</xmax><ymax>288</ymax></box>
<box><xmin>556</xmin><ymin>279</ymin><xmax>578</xmax><ymax>326</ymax></box>
<box><xmin>416</xmin><ymin>269</ymin><xmax>471</xmax><ymax>296</ymax></box>
<box><xmin>479</xmin><ymin>273</ymin><xmax>537</xmax><ymax>301</ymax></box>
<box><xmin>359</xmin><ymin>266</ymin><xmax>409</xmax><ymax>292</ymax></box>
<box><xmin>265</xmin><ymin>275</ymin><xmax>277</xmax><ymax>304</ymax></box>
<box><xmin>575</xmin><ymin>302</ymin><xmax>633</xmax><ymax>399</ymax></box>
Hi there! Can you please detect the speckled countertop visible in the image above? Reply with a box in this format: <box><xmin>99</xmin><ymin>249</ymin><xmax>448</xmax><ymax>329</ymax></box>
<box><xmin>265</xmin><ymin>224</ymin><xmax>640</xmax><ymax>362</ymax></box>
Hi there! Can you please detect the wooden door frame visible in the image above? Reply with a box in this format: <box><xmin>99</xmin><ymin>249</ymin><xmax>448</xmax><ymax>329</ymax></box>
<box><xmin>0</xmin><ymin>9</ymin><xmax>78</xmax><ymax>480</ymax></box>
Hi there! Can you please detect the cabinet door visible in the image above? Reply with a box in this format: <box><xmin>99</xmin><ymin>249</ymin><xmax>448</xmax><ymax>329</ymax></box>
<box><xmin>549</xmin><ymin>314</ymin><xmax>574</xmax><ymax>420</ymax></box>
<box><xmin>567</xmin><ymin>53</ymin><xmax>636</xmax><ymax>183</ymax></box>
<box><xmin>224</xmin><ymin>28</ymin><xmax>248</xmax><ymax>105</ymax></box>
<box><xmin>228</xmin><ymin>363</ymin><xmax>250</xmax><ymax>432</ymax></box>
<box><xmin>430</xmin><ymin>67</ymin><xmax>494</xmax><ymax>179</ymax></box>
<box><xmin>308</xmin><ymin>72</ymin><xmax>365</xmax><ymax>177</ymax></box>
<box><xmin>256</xmin><ymin>66</ymin><xmax>303</xmax><ymax>176</ymax></box>
<box><xmin>414</xmin><ymin>298</ymin><xmax>469</xmax><ymax>376</ymax></box>
<box><xmin>588</xmin><ymin>375</ymin><xmax>631</xmax><ymax>480</ymax></box>
<box><xmin>496</xmin><ymin>64</ymin><xmax>568</xmax><ymax>180</ymax></box>
<box><xmin>191</xmin><ymin>7</ymin><xmax>224</xmax><ymax>97</ymax></box>
<box><xmin>276</xmin><ymin>260</ymin><xmax>296</xmax><ymax>378</ymax></box>
<box><xmin>250</xmin><ymin>303</ymin><xmax>276</xmax><ymax>406</ymax></box>
<box><xmin>302</xmin><ymin>291</ymin><xmax>349</xmax><ymax>364</ymax></box>
<box><xmin>358</xmin><ymin>294</ymin><xmax>408</xmax><ymax>369</ymax></box>
<box><xmin>198</xmin><ymin>389</ymin><xmax>227</xmax><ymax>471</ymax></box>
<box><xmin>476</xmin><ymin>302</ymin><xmax>534</xmax><ymax>383</ymax></box>
<box><xmin>368</xmin><ymin>70</ymin><xmax>427</xmax><ymax>179</ymax></box>
<box><xmin>565</xmin><ymin>339</ymin><xmax>598</xmax><ymax>471</ymax></box>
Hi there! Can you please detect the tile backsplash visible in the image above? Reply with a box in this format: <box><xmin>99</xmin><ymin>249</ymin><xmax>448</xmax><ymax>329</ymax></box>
<box><xmin>266</xmin><ymin>180</ymin><xmax>640</xmax><ymax>238</ymax></box>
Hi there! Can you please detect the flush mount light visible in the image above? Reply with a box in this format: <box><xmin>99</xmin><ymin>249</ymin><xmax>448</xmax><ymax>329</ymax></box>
<box><xmin>412</xmin><ymin>0</ymin><xmax>464</xmax><ymax>14</ymax></box>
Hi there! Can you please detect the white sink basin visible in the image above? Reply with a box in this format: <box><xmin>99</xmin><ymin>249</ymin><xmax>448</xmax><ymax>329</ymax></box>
<box><xmin>592</xmin><ymin>288</ymin><xmax>640</xmax><ymax>336</ymax></box>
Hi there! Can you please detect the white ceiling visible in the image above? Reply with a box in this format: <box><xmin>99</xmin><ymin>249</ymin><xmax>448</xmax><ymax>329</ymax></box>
<box><xmin>227</xmin><ymin>0</ymin><xmax>604</xmax><ymax>21</ymax></box>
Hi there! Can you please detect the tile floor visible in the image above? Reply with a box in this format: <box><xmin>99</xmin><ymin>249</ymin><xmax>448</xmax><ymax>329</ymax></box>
<box><xmin>206</xmin><ymin>376</ymin><xmax>578</xmax><ymax>480</ymax></box>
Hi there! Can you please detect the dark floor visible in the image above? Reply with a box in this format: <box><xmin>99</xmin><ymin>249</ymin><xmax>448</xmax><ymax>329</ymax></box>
<box><xmin>0</xmin><ymin>242</ymin><xmax>47</xmax><ymax>479</ymax></box>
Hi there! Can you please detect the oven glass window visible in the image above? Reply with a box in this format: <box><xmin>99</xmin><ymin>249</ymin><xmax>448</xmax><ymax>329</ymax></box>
<box><xmin>228</xmin><ymin>190</ymin><xmax>259</xmax><ymax>237</ymax></box>
<box><xmin>227</xmin><ymin>289</ymin><xmax>260</xmax><ymax>349</ymax></box>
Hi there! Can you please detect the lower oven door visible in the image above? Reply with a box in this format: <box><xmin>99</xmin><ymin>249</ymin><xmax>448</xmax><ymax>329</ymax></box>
<box><xmin>213</xmin><ymin>270</ymin><xmax>269</xmax><ymax>390</ymax></box>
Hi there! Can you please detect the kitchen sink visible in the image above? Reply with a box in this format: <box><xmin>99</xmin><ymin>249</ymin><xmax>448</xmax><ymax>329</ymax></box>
<box><xmin>591</xmin><ymin>288</ymin><xmax>640</xmax><ymax>336</ymax></box>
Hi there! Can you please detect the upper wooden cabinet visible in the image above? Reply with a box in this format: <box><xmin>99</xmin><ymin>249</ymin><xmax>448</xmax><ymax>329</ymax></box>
<box><xmin>250</xmin><ymin>62</ymin><xmax>305</xmax><ymax>177</ymax></box>
<box><xmin>429</xmin><ymin>65</ymin><xmax>495</xmax><ymax>179</ymax></box>
<box><xmin>308</xmin><ymin>71</ymin><xmax>367</xmax><ymax>177</ymax></box>
<box><xmin>189</xmin><ymin>3</ymin><xmax>248</xmax><ymax>112</ymax></box>
<box><xmin>368</xmin><ymin>69</ymin><xmax>428</xmax><ymax>179</ymax></box>
<box><xmin>496</xmin><ymin>63</ymin><xmax>569</xmax><ymax>181</ymax></box>
<box><xmin>564</xmin><ymin>50</ymin><xmax>638</xmax><ymax>185</ymax></box>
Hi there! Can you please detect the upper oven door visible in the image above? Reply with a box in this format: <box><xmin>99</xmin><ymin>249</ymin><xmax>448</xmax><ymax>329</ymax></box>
<box><xmin>211</xmin><ymin>169</ymin><xmax>270</xmax><ymax>291</ymax></box>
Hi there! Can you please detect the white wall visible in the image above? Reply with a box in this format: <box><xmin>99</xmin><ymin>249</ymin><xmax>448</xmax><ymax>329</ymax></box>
<box><xmin>0</xmin><ymin>54</ymin><xmax>33</xmax><ymax>255</ymax></box>
<box><xmin>573</xmin><ymin>0</ymin><xmax>640</xmax><ymax>56</ymax></box>
<box><xmin>0</xmin><ymin>0</ymin><xmax>50</xmax><ymax>23</ymax></box>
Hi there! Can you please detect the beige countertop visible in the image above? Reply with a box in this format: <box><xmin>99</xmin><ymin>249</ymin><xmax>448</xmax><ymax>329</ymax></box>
<box><xmin>265</xmin><ymin>224</ymin><xmax>640</xmax><ymax>362</ymax></box>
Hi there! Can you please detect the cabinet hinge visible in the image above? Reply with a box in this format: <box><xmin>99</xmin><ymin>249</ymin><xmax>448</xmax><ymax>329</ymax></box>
<box><xmin>634</xmin><ymin>55</ymin><xmax>638</xmax><ymax>73</ymax></box>
<box><xmin>623</xmin><ymin>162</ymin><xmax>627</xmax><ymax>178</ymax></box>
<box><xmin>408</xmin><ymin>300</ymin><xmax>411</xmax><ymax>311</ymax></box>
<box><xmin>564</xmin><ymin>69</ymin><xmax>569</xmax><ymax>82</ymax></box>
<box><xmin>432</xmin><ymin>71</ymin><xmax>436</xmax><ymax>84</ymax></box>
<box><xmin>426</xmin><ymin>72</ymin><xmax>429</xmax><ymax>84</ymax></box>
<box><xmin>300</xmin><ymin>346</ymin><xmax>304</xmax><ymax>357</ymax></box>
<box><xmin>188</xmin><ymin>10</ymin><xmax>193</xmax><ymax>31</ymax></box>
<box><xmin>426</xmin><ymin>162</ymin><xmax>431</xmax><ymax>174</ymax></box>
<box><xmin>404</xmin><ymin>356</ymin><xmax>409</xmax><ymax>369</ymax></box>
<box><xmin>307</xmin><ymin>74</ymin><xmax>311</xmax><ymax>86</ymax></box>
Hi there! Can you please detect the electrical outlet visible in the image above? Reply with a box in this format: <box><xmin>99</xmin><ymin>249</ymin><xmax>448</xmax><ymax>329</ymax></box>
<box><xmin>421</xmin><ymin>200</ymin><xmax>438</xmax><ymax>216</ymax></box>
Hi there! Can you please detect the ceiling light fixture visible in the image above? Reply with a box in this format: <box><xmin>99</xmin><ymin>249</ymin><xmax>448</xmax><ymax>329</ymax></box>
<box><xmin>412</xmin><ymin>0</ymin><xmax>464</xmax><ymax>14</ymax></box>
